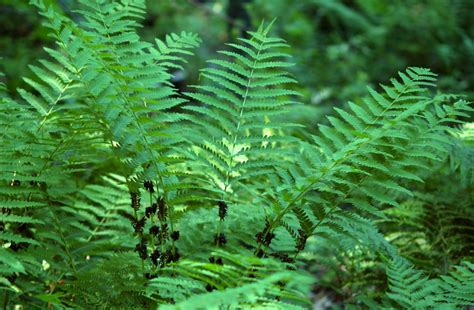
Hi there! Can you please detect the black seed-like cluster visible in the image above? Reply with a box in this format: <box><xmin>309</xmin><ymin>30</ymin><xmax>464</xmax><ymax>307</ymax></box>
<box><xmin>10</xmin><ymin>242</ymin><xmax>27</xmax><ymax>252</ymax></box>
<box><xmin>149</xmin><ymin>225</ymin><xmax>160</xmax><ymax>236</ymax></box>
<box><xmin>256</xmin><ymin>219</ymin><xmax>275</xmax><ymax>246</ymax></box>
<box><xmin>130</xmin><ymin>192</ymin><xmax>141</xmax><ymax>210</ymax></box>
<box><xmin>144</xmin><ymin>180</ymin><xmax>154</xmax><ymax>193</ymax></box>
<box><xmin>151</xmin><ymin>249</ymin><xmax>161</xmax><ymax>265</ymax></box>
<box><xmin>165</xmin><ymin>249</ymin><xmax>180</xmax><ymax>263</ymax></box>
<box><xmin>296</xmin><ymin>229</ymin><xmax>308</xmax><ymax>251</ymax></box>
<box><xmin>172</xmin><ymin>249</ymin><xmax>180</xmax><ymax>262</ymax></box>
<box><xmin>214</xmin><ymin>233</ymin><xmax>227</xmax><ymax>246</ymax></box>
<box><xmin>218</xmin><ymin>201</ymin><xmax>228</xmax><ymax>220</ymax></box>
<box><xmin>255</xmin><ymin>231</ymin><xmax>275</xmax><ymax>246</ymax></box>
<box><xmin>127</xmin><ymin>189</ymin><xmax>181</xmax><ymax>271</ymax></box>
<box><xmin>205</xmin><ymin>284</ymin><xmax>215</xmax><ymax>292</ymax></box>
<box><xmin>132</xmin><ymin>217</ymin><xmax>146</xmax><ymax>234</ymax></box>
<box><xmin>256</xmin><ymin>249</ymin><xmax>264</xmax><ymax>258</ymax></box>
<box><xmin>209</xmin><ymin>256</ymin><xmax>223</xmax><ymax>265</ymax></box>
<box><xmin>11</xmin><ymin>179</ymin><xmax>20</xmax><ymax>187</ymax></box>
<box><xmin>271</xmin><ymin>253</ymin><xmax>295</xmax><ymax>263</ymax></box>
<box><xmin>134</xmin><ymin>241</ymin><xmax>148</xmax><ymax>260</ymax></box>
<box><xmin>149</xmin><ymin>247</ymin><xmax>181</xmax><ymax>267</ymax></box>
<box><xmin>157</xmin><ymin>197</ymin><xmax>167</xmax><ymax>220</ymax></box>
<box><xmin>145</xmin><ymin>203</ymin><xmax>158</xmax><ymax>218</ymax></box>
<box><xmin>171</xmin><ymin>231</ymin><xmax>180</xmax><ymax>241</ymax></box>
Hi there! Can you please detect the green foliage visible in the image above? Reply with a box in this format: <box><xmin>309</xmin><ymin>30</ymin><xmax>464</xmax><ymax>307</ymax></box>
<box><xmin>358</xmin><ymin>257</ymin><xmax>474</xmax><ymax>308</ymax></box>
<box><xmin>0</xmin><ymin>1</ymin><xmax>472</xmax><ymax>308</ymax></box>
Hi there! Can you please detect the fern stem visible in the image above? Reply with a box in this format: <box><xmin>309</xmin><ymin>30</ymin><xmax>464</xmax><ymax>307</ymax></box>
<box><xmin>36</xmin><ymin>78</ymin><xmax>75</xmax><ymax>132</ymax></box>
<box><xmin>3</xmin><ymin>291</ymin><xmax>9</xmax><ymax>310</ymax></box>
<box><xmin>51</xmin><ymin>209</ymin><xmax>77</xmax><ymax>274</ymax></box>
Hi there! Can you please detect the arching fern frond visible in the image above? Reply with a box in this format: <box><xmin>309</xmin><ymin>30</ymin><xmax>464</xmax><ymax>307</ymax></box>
<box><xmin>183</xmin><ymin>21</ymin><xmax>301</xmax><ymax>201</ymax></box>
<box><xmin>257</xmin><ymin>69</ymin><xmax>472</xmax><ymax>258</ymax></box>
<box><xmin>28</xmin><ymin>0</ymin><xmax>202</xmax><ymax>267</ymax></box>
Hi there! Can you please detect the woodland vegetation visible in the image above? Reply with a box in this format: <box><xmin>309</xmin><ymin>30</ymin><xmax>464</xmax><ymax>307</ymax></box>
<box><xmin>0</xmin><ymin>0</ymin><xmax>473</xmax><ymax>309</ymax></box>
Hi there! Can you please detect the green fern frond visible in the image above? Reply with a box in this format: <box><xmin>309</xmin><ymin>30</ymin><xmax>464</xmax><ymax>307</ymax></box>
<box><xmin>184</xmin><ymin>21</ymin><xmax>300</xmax><ymax>201</ymax></box>
<box><xmin>1</xmin><ymin>2</ymin><xmax>473</xmax><ymax>308</ymax></box>
<box><xmin>155</xmin><ymin>250</ymin><xmax>312</xmax><ymax>309</ymax></box>
<box><xmin>257</xmin><ymin>68</ymin><xmax>472</xmax><ymax>258</ymax></box>
<box><xmin>360</xmin><ymin>257</ymin><xmax>474</xmax><ymax>308</ymax></box>
<box><xmin>438</xmin><ymin>261</ymin><xmax>474</xmax><ymax>306</ymax></box>
<box><xmin>384</xmin><ymin>256</ymin><xmax>439</xmax><ymax>308</ymax></box>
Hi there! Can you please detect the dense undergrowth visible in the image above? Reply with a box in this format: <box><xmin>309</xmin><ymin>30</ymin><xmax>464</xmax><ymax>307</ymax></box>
<box><xmin>0</xmin><ymin>1</ymin><xmax>473</xmax><ymax>309</ymax></box>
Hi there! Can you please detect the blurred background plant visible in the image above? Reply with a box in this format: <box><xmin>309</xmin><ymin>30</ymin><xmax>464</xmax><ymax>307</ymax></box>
<box><xmin>2</xmin><ymin>0</ymin><xmax>473</xmax><ymax>106</ymax></box>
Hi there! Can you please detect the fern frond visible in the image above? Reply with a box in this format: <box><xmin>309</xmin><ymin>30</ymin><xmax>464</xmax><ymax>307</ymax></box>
<box><xmin>153</xmin><ymin>250</ymin><xmax>312</xmax><ymax>309</ymax></box>
<box><xmin>384</xmin><ymin>256</ymin><xmax>439</xmax><ymax>308</ymax></box>
<box><xmin>438</xmin><ymin>261</ymin><xmax>474</xmax><ymax>306</ymax></box>
<box><xmin>360</xmin><ymin>257</ymin><xmax>474</xmax><ymax>308</ymax></box>
<box><xmin>257</xmin><ymin>68</ymin><xmax>472</xmax><ymax>258</ymax></box>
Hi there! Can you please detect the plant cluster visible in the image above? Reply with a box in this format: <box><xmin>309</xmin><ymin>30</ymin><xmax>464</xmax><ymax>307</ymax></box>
<box><xmin>0</xmin><ymin>1</ymin><xmax>473</xmax><ymax>308</ymax></box>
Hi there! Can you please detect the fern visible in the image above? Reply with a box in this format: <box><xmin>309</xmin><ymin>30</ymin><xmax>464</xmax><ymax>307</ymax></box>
<box><xmin>0</xmin><ymin>1</ymin><xmax>472</xmax><ymax>308</ymax></box>
<box><xmin>379</xmin><ymin>117</ymin><xmax>474</xmax><ymax>274</ymax></box>
<box><xmin>255</xmin><ymin>68</ymin><xmax>472</xmax><ymax>260</ymax></box>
